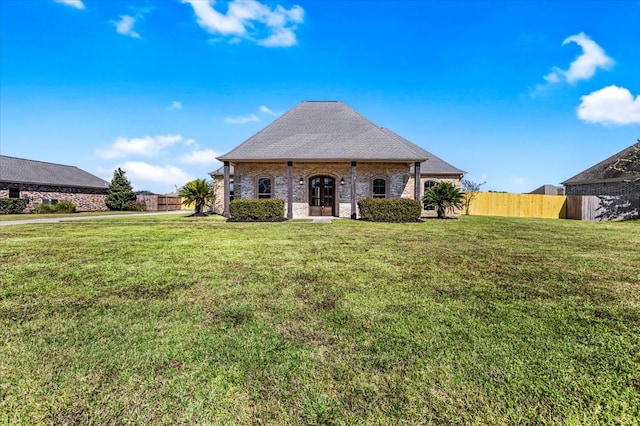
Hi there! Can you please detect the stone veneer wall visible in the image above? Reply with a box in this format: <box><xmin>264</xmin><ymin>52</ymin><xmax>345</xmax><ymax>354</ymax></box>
<box><xmin>0</xmin><ymin>183</ymin><xmax>107</xmax><ymax>213</ymax></box>
<box><xmin>212</xmin><ymin>162</ymin><xmax>463</xmax><ymax>218</ymax></box>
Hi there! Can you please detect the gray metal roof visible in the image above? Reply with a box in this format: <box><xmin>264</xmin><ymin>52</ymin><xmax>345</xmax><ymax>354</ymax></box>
<box><xmin>217</xmin><ymin>101</ymin><xmax>431</xmax><ymax>162</ymax></box>
<box><xmin>0</xmin><ymin>155</ymin><xmax>109</xmax><ymax>189</ymax></box>
<box><xmin>562</xmin><ymin>142</ymin><xmax>640</xmax><ymax>185</ymax></box>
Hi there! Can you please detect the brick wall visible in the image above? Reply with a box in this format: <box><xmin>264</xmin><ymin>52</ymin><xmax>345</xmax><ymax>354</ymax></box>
<box><xmin>0</xmin><ymin>183</ymin><xmax>107</xmax><ymax>212</ymax></box>
<box><xmin>212</xmin><ymin>162</ymin><xmax>462</xmax><ymax>218</ymax></box>
<box><xmin>564</xmin><ymin>180</ymin><xmax>640</xmax><ymax>197</ymax></box>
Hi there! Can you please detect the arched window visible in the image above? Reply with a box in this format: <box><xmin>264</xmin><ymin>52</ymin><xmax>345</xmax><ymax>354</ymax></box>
<box><xmin>372</xmin><ymin>178</ymin><xmax>386</xmax><ymax>198</ymax></box>
<box><xmin>423</xmin><ymin>180</ymin><xmax>437</xmax><ymax>210</ymax></box>
<box><xmin>257</xmin><ymin>178</ymin><xmax>272</xmax><ymax>199</ymax></box>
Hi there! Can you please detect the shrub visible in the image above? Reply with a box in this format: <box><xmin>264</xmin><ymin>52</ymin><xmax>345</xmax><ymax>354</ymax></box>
<box><xmin>53</xmin><ymin>201</ymin><xmax>76</xmax><ymax>213</ymax></box>
<box><xmin>229</xmin><ymin>199</ymin><xmax>285</xmax><ymax>221</ymax></box>
<box><xmin>0</xmin><ymin>198</ymin><xmax>27</xmax><ymax>214</ymax></box>
<box><xmin>36</xmin><ymin>201</ymin><xmax>76</xmax><ymax>214</ymax></box>
<box><xmin>423</xmin><ymin>182</ymin><xmax>464</xmax><ymax>219</ymax></box>
<box><xmin>358</xmin><ymin>198</ymin><xmax>422</xmax><ymax>222</ymax></box>
<box><xmin>125</xmin><ymin>201</ymin><xmax>148</xmax><ymax>211</ymax></box>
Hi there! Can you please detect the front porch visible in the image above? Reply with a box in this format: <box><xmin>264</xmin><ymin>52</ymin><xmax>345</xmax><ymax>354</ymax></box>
<box><xmin>219</xmin><ymin>160</ymin><xmax>422</xmax><ymax>219</ymax></box>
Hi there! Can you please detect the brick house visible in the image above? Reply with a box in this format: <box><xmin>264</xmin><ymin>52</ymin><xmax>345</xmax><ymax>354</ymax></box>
<box><xmin>0</xmin><ymin>155</ymin><xmax>109</xmax><ymax>212</ymax></box>
<box><xmin>214</xmin><ymin>101</ymin><xmax>464</xmax><ymax>218</ymax></box>
<box><xmin>562</xmin><ymin>141</ymin><xmax>640</xmax><ymax>220</ymax></box>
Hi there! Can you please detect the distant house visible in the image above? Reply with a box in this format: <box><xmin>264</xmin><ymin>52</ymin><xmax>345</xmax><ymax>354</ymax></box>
<box><xmin>0</xmin><ymin>155</ymin><xmax>109</xmax><ymax>212</ymax></box>
<box><xmin>562</xmin><ymin>142</ymin><xmax>640</xmax><ymax>220</ymax></box>
<box><xmin>212</xmin><ymin>101</ymin><xmax>464</xmax><ymax>218</ymax></box>
<box><xmin>529</xmin><ymin>185</ymin><xmax>564</xmax><ymax>195</ymax></box>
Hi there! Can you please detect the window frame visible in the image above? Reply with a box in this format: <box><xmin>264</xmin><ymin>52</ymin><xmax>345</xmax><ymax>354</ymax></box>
<box><xmin>257</xmin><ymin>177</ymin><xmax>273</xmax><ymax>199</ymax></box>
<box><xmin>423</xmin><ymin>180</ymin><xmax>438</xmax><ymax>210</ymax></box>
<box><xmin>372</xmin><ymin>177</ymin><xmax>387</xmax><ymax>198</ymax></box>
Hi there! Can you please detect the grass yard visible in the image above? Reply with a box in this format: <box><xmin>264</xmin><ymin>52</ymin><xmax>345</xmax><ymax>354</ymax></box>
<box><xmin>0</xmin><ymin>216</ymin><xmax>638</xmax><ymax>424</ymax></box>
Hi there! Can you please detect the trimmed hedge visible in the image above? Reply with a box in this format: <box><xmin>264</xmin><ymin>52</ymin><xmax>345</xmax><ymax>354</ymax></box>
<box><xmin>229</xmin><ymin>198</ymin><xmax>285</xmax><ymax>221</ymax></box>
<box><xmin>125</xmin><ymin>201</ymin><xmax>148</xmax><ymax>211</ymax></box>
<box><xmin>358</xmin><ymin>197</ymin><xmax>422</xmax><ymax>222</ymax></box>
<box><xmin>0</xmin><ymin>198</ymin><xmax>27</xmax><ymax>214</ymax></box>
<box><xmin>36</xmin><ymin>200</ymin><xmax>76</xmax><ymax>214</ymax></box>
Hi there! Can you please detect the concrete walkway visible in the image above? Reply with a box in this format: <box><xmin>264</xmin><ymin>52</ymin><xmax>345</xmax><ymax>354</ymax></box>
<box><xmin>0</xmin><ymin>211</ymin><xmax>343</xmax><ymax>226</ymax></box>
<box><xmin>0</xmin><ymin>210</ymin><xmax>188</xmax><ymax>227</ymax></box>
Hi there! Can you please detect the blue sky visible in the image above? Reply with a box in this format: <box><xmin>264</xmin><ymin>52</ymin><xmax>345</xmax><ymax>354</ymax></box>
<box><xmin>1</xmin><ymin>0</ymin><xmax>639</xmax><ymax>194</ymax></box>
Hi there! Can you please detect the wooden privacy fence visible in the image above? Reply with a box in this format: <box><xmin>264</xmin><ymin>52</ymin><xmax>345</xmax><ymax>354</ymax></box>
<box><xmin>467</xmin><ymin>192</ymin><xmax>639</xmax><ymax>220</ymax></box>
<box><xmin>136</xmin><ymin>195</ymin><xmax>183</xmax><ymax>211</ymax></box>
<box><xmin>566</xmin><ymin>194</ymin><xmax>639</xmax><ymax>221</ymax></box>
<box><xmin>467</xmin><ymin>192</ymin><xmax>567</xmax><ymax>219</ymax></box>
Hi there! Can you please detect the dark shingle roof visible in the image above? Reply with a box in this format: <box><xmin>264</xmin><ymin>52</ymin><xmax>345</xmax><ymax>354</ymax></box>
<box><xmin>217</xmin><ymin>101</ymin><xmax>431</xmax><ymax>162</ymax></box>
<box><xmin>0</xmin><ymin>155</ymin><xmax>109</xmax><ymax>189</ymax></box>
<box><xmin>383</xmin><ymin>129</ymin><xmax>465</xmax><ymax>175</ymax></box>
<box><xmin>562</xmin><ymin>142</ymin><xmax>640</xmax><ymax>185</ymax></box>
<box><xmin>209</xmin><ymin>165</ymin><xmax>234</xmax><ymax>176</ymax></box>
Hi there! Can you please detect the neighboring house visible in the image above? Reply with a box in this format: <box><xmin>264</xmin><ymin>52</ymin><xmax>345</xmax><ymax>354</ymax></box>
<box><xmin>214</xmin><ymin>101</ymin><xmax>464</xmax><ymax>218</ymax></box>
<box><xmin>562</xmin><ymin>142</ymin><xmax>640</xmax><ymax>220</ymax></box>
<box><xmin>529</xmin><ymin>185</ymin><xmax>564</xmax><ymax>195</ymax></box>
<box><xmin>0</xmin><ymin>155</ymin><xmax>109</xmax><ymax>212</ymax></box>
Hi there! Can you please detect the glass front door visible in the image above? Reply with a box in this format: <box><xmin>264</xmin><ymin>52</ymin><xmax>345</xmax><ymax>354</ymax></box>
<box><xmin>309</xmin><ymin>176</ymin><xmax>335</xmax><ymax>216</ymax></box>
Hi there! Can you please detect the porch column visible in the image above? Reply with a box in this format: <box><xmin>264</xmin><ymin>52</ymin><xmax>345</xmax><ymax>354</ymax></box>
<box><xmin>414</xmin><ymin>161</ymin><xmax>421</xmax><ymax>201</ymax></box>
<box><xmin>351</xmin><ymin>161</ymin><xmax>357</xmax><ymax>219</ymax></box>
<box><xmin>223</xmin><ymin>161</ymin><xmax>230</xmax><ymax>218</ymax></box>
<box><xmin>287</xmin><ymin>161</ymin><xmax>293</xmax><ymax>219</ymax></box>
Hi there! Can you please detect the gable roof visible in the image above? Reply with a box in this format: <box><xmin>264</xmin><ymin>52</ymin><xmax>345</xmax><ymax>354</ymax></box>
<box><xmin>562</xmin><ymin>142</ymin><xmax>640</xmax><ymax>185</ymax></box>
<box><xmin>217</xmin><ymin>101</ymin><xmax>431</xmax><ymax>162</ymax></box>
<box><xmin>0</xmin><ymin>155</ymin><xmax>109</xmax><ymax>189</ymax></box>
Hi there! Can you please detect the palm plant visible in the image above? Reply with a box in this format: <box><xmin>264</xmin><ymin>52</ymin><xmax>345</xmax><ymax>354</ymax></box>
<box><xmin>423</xmin><ymin>181</ymin><xmax>464</xmax><ymax>218</ymax></box>
<box><xmin>179</xmin><ymin>179</ymin><xmax>214</xmax><ymax>215</ymax></box>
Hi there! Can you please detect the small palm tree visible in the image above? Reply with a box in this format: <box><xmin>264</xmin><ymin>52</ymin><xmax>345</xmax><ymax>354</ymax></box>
<box><xmin>179</xmin><ymin>179</ymin><xmax>214</xmax><ymax>215</ymax></box>
<box><xmin>423</xmin><ymin>181</ymin><xmax>464</xmax><ymax>218</ymax></box>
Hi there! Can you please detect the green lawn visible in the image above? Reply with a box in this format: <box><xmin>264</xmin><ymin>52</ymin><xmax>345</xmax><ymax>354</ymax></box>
<box><xmin>0</xmin><ymin>210</ymin><xmax>175</xmax><ymax>221</ymax></box>
<box><xmin>1</xmin><ymin>216</ymin><xmax>638</xmax><ymax>424</ymax></box>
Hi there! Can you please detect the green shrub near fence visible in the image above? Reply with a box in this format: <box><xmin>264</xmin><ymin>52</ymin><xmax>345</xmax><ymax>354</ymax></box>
<box><xmin>0</xmin><ymin>198</ymin><xmax>27</xmax><ymax>214</ymax></box>
<box><xmin>36</xmin><ymin>201</ymin><xmax>76</xmax><ymax>214</ymax></box>
<box><xmin>358</xmin><ymin>197</ymin><xmax>422</xmax><ymax>222</ymax></box>
<box><xmin>125</xmin><ymin>201</ymin><xmax>148</xmax><ymax>212</ymax></box>
<box><xmin>229</xmin><ymin>198</ymin><xmax>285</xmax><ymax>221</ymax></box>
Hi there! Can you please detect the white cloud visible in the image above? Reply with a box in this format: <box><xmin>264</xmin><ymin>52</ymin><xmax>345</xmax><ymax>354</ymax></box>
<box><xmin>179</xmin><ymin>149</ymin><xmax>220</xmax><ymax>165</ymax></box>
<box><xmin>54</xmin><ymin>0</ymin><xmax>85</xmax><ymax>10</ymax></box>
<box><xmin>561</xmin><ymin>33</ymin><xmax>614</xmax><ymax>84</ymax></box>
<box><xmin>577</xmin><ymin>85</ymin><xmax>640</xmax><ymax>125</ymax></box>
<box><xmin>117</xmin><ymin>161</ymin><xmax>195</xmax><ymax>187</ymax></box>
<box><xmin>182</xmin><ymin>0</ymin><xmax>304</xmax><ymax>47</ymax></box>
<box><xmin>225</xmin><ymin>114</ymin><xmax>259</xmax><ymax>124</ymax></box>
<box><xmin>170</xmin><ymin>101</ymin><xmax>182</xmax><ymax>110</ymax></box>
<box><xmin>259</xmin><ymin>105</ymin><xmax>277</xmax><ymax>116</ymax></box>
<box><xmin>97</xmin><ymin>134</ymin><xmax>185</xmax><ymax>159</ymax></box>
<box><xmin>533</xmin><ymin>33</ymin><xmax>613</xmax><ymax>96</ymax></box>
<box><xmin>112</xmin><ymin>15</ymin><xmax>141</xmax><ymax>39</ymax></box>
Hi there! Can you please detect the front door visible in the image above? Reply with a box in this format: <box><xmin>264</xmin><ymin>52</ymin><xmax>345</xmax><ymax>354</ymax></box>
<box><xmin>309</xmin><ymin>176</ymin><xmax>335</xmax><ymax>216</ymax></box>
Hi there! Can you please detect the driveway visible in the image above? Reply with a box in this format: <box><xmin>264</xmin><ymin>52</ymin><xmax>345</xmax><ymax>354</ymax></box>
<box><xmin>0</xmin><ymin>210</ymin><xmax>189</xmax><ymax>226</ymax></box>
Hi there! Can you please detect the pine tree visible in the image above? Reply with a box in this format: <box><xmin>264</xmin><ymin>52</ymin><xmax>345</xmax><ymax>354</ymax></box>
<box><xmin>105</xmin><ymin>168</ymin><xmax>136</xmax><ymax>210</ymax></box>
